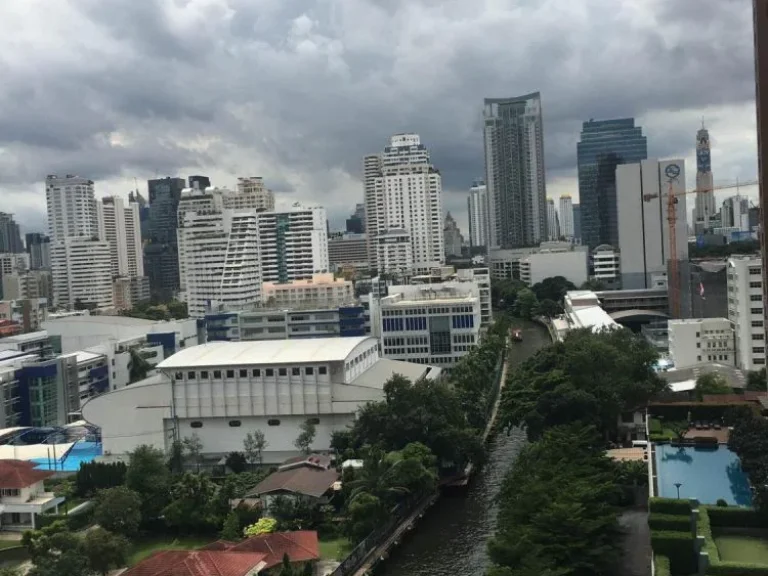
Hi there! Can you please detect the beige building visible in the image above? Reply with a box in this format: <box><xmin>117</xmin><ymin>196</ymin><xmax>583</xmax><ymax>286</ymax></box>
<box><xmin>262</xmin><ymin>273</ymin><xmax>354</xmax><ymax>308</ymax></box>
<box><xmin>228</xmin><ymin>177</ymin><xmax>275</xmax><ymax>212</ymax></box>
<box><xmin>2</xmin><ymin>271</ymin><xmax>53</xmax><ymax>303</ymax></box>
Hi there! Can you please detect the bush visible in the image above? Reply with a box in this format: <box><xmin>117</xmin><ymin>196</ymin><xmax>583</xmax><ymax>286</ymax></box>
<box><xmin>717</xmin><ymin>499</ymin><xmax>729</xmax><ymax>507</ymax></box>
<box><xmin>75</xmin><ymin>461</ymin><xmax>127</xmax><ymax>497</ymax></box>
<box><xmin>650</xmin><ymin>530</ymin><xmax>696</xmax><ymax>576</ymax></box>
<box><xmin>650</xmin><ymin>403</ymin><xmax>758</xmax><ymax>422</ymax></box>
<box><xmin>36</xmin><ymin>504</ymin><xmax>95</xmax><ymax>531</ymax></box>
<box><xmin>648</xmin><ymin>513</ymin><xmax>691</xmax><ymax>532</ymax></box>
<box><xmin>654</xmin><ymin>555</ymin><xmax>671</xmax><ymax>576</ymax></box>
<box><xmin>649</xmin><ymin>497</ymin><xmax>693</xmax><ymax>516</ymax></box>
<box><xmin>649</xmin><ymin>433</ymin><xmax>672</xmax><ymax>443</ymax></box>
<box><xmin>708</xmin><ymin>564</ymin><xmax>768</xmax><ymax>575</ymax></box>
<box><xmin>706</xmin><ymin>506</ymin><xmax>768</xmax><ymax>529</ymax></box>
<box><xmin>648</xmin><ymin>418</ymin><xmax>663</xmax><ymax>434</ymax></box>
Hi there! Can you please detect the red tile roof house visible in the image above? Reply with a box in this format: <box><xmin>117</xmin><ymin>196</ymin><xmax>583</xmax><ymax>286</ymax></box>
<box><xmin>0</xmin><ymin>460</ymin><xmax>64</xmax><ymax>531</ymax></box>
<box><xmin>242</xmin><ymin>455</ymin><xmax>339</xmax><ymax>511</ymax></box>
<box><xmin>121</xmin><ymin>531</ymin><xmax>320</xmax><ymax>576</ymax></box>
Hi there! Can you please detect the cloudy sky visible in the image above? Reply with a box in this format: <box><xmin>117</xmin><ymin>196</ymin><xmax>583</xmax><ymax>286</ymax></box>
<box><xmin>0</xmin><ymin>0</ymin><xmax>758</xmax><ymax>234</ymax></box>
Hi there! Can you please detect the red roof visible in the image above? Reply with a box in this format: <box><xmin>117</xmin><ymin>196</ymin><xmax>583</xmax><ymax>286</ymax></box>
<box><xmin>0</xmin><ymin>460</ymin><xmax>54</xmax><ymax>489</ymax></box>
<box><xmin>203</xmin><ymin>531</ymin><xmax>320</xmax><ymax>569</ymax></box>
<box><xmin>120</xmin><ymin>550</ymin><xmax>267</xmax><ymax>576</ymax></box>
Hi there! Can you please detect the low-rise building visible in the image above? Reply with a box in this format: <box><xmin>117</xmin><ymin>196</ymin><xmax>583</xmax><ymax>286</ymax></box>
<box><xmin>245</xmin><ymin>454</ymin><xmax>338</xmax><ymax>509</ymax></box>
<box><xmin>408</xmin><ymin>267</ymin><xmax>492</xmax><ymax>326</ymax></box>
<box><xmin>0</xmin><ymin>460</ymin><xmax>64</xmax><ymax>531</ymax></box>
<box><xmin>262</xmin><ymin>274</ymin><xmax>354</xmax><ymax>308</ymax></box>
<box><xmin>2</xmin><ymin>271</ymin><xmax>53</xmax><ymax>304</ymax></box>
<box><xmin>0</xmin><ymin>331</ymin><xmax>53</xmax><ymax>359</ymax></box>
<box><xmin>591</xmin><ymin>245</ymin><xmax>621</xmax><ymax>288</ymax></box>
<box><xmin>560</xmin><ymin>291</ymin><xmax>620</xmax><ymax>340</ymax></box>
<box><xmin>0</xmin><ymin>299</ymin><xmax>48</xmax><ymax>333</ymax></box>
<box><xmin>668</xmin><ymin>318</ymin><xmax>734</xmax><ymax>368</ymax></box>
<box><xmin>82</xmin><ymin>337</ymin><xmax>441</xmax><ymax>463</ymax></box>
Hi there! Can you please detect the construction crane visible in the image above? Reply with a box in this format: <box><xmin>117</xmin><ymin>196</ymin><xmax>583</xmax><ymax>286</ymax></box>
<box><xmin>643</xmin><ymin>178</ymin><xmax>759</xmax><ymax>318</ymax></box>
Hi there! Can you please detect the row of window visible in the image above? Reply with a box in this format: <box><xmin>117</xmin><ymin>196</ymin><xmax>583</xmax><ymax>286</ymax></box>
<box><xmin>697</xmin><ymin>354</ymin><xmax>730</xmax><ymax>362</ymax></box>
<box><xmin>189</xmin><ymin>417</ymin><xmax>321</xmax><ymax>429</ymax></box>
<box><xmin>452</xmin><ymin>315</ymin><xmax>475</xmax><ymax>329</ymax></box>
<box><xmin>176</xmin><ymin>366</ymin><xmax>329</xmax><ymax>380</ymax></box>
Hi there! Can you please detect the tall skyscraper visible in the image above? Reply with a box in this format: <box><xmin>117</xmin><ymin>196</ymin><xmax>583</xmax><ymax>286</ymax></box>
<box><xmin>98</xmin><ymin>196</ymin><xmax>145</xmax><ymax>280</ymax></box>
<box><xmin>467</xmin><ymin>180</ymin><xmax>489</xmax><ymax>249</ymax></box>
<box><xmin>443</xmin><ymin>212</ymin><xmax>463</xmax><ymax>258</ymax></box>
<box><xmin>572</xmin><ymin>204</ymin><xmax>581</xmax><ymax>242</ymax></box>
<box><xmin>693</xmin><ymin>125</ymin><xmax>717</xmax><ymax>233</ymax></box>
<box><xmin>363</xmin><ymin>134</ymin><xmax>445</xmax><ymax>273</ymax></box>
<box><xmin>577</xmin><ymin>118</ymin><xmax>647</xmax><ymax>251</ymax></box>
<box><xmin>25</xmin><ymin>233</ymin><xmax>51</xmax><ymax>270</ymax></box>
<box><xmin>145</xmin><ymin>177</ymin><xmax>186</xmax><ymax>300</ymax></box>
<box><xmin>0</xmin><ymin>213</ymin><xmax>23</xmax><ymax>254</ymax></box>
<box><xmin>617</xmin><ymin>159</ymin><xmax>688</xmax><ymax>290</ymax></box>
<box><xmin>559</xmin><ymin>195</ymin><xmax>574</xmax><ymax>239</ymax></box>
<box><xmin>45</xmin><ymin>175</ymin><xmax>100</xmax><ymax>242</ymax></box>
<box><xmin>483</xmin><ymin>93</ymin><xmax>546</xmax><ymax>249</ymax></box>
<box><xmin>720</xmin><ymin>196</ymin><xmax>750</xmax><ymax>231</ymax></box>
<box><xmin>546</xmin><ymin>198</ymin><xmax>560</xmax><ymax>240</ymax></box>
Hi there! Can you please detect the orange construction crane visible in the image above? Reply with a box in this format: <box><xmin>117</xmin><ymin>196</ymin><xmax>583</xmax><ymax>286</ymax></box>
<box><xmin>643</xmin><ymin>178</ymin><xmax>759</xmax><ymax>318</ymax></box>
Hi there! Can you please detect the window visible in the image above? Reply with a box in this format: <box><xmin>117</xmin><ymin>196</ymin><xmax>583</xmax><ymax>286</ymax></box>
<box><xmin>696</xmin><ymin>332</ymin><xmax>700</xmax><ymax>338</ymax></box>
<box><xmin>696</xmin><ymin>342</ymin><xmax>700</xmax><ymax>348</ymax></box>
<box><xmin>252</xmin><ymin>369</ymin><xmax>261</xmax><ymax>377</ymax></box>
<box><xmin>753</xmin><ymin>321</ymin><xmax>765</xmax><ymax>328</ymax></box>
<box><xmin>752</xmin><ymin>308</ymin><xmax>764</xmax><ymax>315</ymax></box>
<box><xmin>191</xmin><ymin>421</ymin><xmax>203</xmax><ymax>428</ymax></box>
<box><xmin>319</xmin><ymin>366</ymin><xmax>327</xmax><ymax>375</ymax></box>
<box><xmin>305</xmin><ymin>367</ymin><xmax>314</xmax><ymax>375</ymax></box>
<box><xmin>268</xmin><ymin>419</ymin><xmax>281</xmax><ymax>426</ymax></box>
<box><xmin>200</xmin><ymin>371</ymin><xmax>208</xmax><ymax>379</ymax></box>
<box><xmin>0</xmin><ymin>489</ymin><xmax>19</xmax><ymax>497</ymax></box>
<box><xmin>229</xmin><ymin>420</ymin><xmax>241</xmax><ymax>427</ymax></box>
<box><xmin>187</xmin><ymin>371</ymin><xmax>195</xmax><ymax>379</ymax></box>
<box><xmin>239</xmin><ymin>369</ymin><xmax>247</xmax><ymax>378</ymax></box>
<box><xmin>292</xmin><ymin>367</ymin><xmax>301</xmax><ymax>376</ymax></box>
<box><xmin>175</xmin><ymin>372</ymin><xmax>183</xmax><ymax>380</ymax></box>
<box><xmin>266</xmin><ymin>369</ymin><xmax>274</xmax><ymax>377</ymax></box>
<box><xmin>279</xmin><ymin>368</ymin><xmax>287</xmax><ymax>376</ymax></box>
<box><xmin>752</xmin><ymin>295</ymin><xmax>763</xmax><ymax>302</ymax></box>
<box><xmin>751</xmin><ymin>281</ymin><xmax>763</xmax><ymax>289</ymax></box>
<box><xmin>213</xmin><ymin>370</ymin><xmax>222</xmax><ymax>379</ymax></box>
<box><xmin>226</xmin><ymin>370</ymin><xmax>235</xmax><ymax>378</ymax></box>
<box><xmin>307</xmin><ymin>417</ymin><xmax>320</xmax><ymax>425</ymax></box>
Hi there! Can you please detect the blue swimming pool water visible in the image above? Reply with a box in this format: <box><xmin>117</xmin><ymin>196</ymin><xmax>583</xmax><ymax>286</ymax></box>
<box><xmin>655</xmin><ymin>444</ymin><xmax>752</xmax><ymax>506</ymax></box>
<box><xmin>31</xmin><ymin>441</ymin><xmax>102</xmax><ymax>472</ymax></box>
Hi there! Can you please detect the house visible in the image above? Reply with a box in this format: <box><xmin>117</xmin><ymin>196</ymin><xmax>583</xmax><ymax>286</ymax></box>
<box><xmin>120</xmin><ymin>550</ymin><xmax>268</xmax><ymax>576</ymax></box>
<box><xmin>204</xmin><ymin>531</ymin><xmax>321</xmax><ymax>570</ymax></box>
<box><xmin>245</xmin><ymin>456</ymin><xmax>339</xmax><ymax>509</ymax></box>
<box><xmin>0</xmin><ymin>460</ymin><xmax>64</xmax><ymax>530</ymax></box>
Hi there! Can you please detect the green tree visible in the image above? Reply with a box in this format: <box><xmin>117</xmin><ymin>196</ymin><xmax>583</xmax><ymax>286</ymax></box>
<box><xmin>183</xmin><ymin>433</ymin><xmax>204</xmax><ymax>472</ymax></box>
<box><xmin>163</xmin><ymin>473</ymin><xmax>219</xmax><ymax>532</ymax></box>
<box><xmin>513</xmin><ymin>288</ymin><xmax>538</xmax><ymax>319</ymax></box>
<box><xmin>94</xmin><ymin>486</ymin><xmax>142</xmax><ymax>537</ymax></box>
<box><xmin>128</xmin><ymin>348</ymin><xmax>152</xmax><ymax>383</ymax></box>
<box><xmin>294</xmin><ymin>419</ymin><xmax>317</xmax><ymax>454</ymax></box>
<box><xmin>746</xmin><ymin>368</ymin><xmax>767</xmax><ymax>391</ymax></box>
<box><xmin>244</xmin><ymin>517</ymin><xmax>277</xmax><ymax>536</ymax></box>
<box><xmin>168</xmin><ymin>439</ymin><xmax>184</xmax><ymax>475</ymax></box>
<box><xmin>167</xmin><ymin>300</ymin><xmax>189</xmax><ymax>319</ymax></box>
<box><xmin>534</xmin><ymin>298</ymin><xmax>561</xmax><ymax>318</ymax></box>
<box><xmin>667</xmin><ymin>420</ymin><xmax>689</xmax><ymax>442</ymax></box>
<box><xmin>126</xmin><ymin>444</ymin><xmax>171</xmax><ymax>521</ymax></box>
<box><xmin>226</xmin><ymin>451</ymin><xmax>248</xmax><ymax>473</ymax></box>
<box><xmin>221</xmin><ymin>510</ymin><xmax>242</xmax><ymax>541</ymax></box>
<box><xmin>530</xmin><ymin>276</ymin><xmax>576</xmax><ymax>303</ymax></box>
<box><xmin>695</xmin><ymin>372</ymin><xmax>731</xmax><ymax>400</ymax></box>
<box><xmin>580</xmin><ymin>278</ymin><xmax>605</xmax><ymax>291</ymax></box>
<box><xmin>24</xmin><ymin>524</ymin><xmax>91</xmax><ymax>576</ymax></box>
<box><xmin>346</xmin><ymin>492</ymin><xmax>384</xmax><ymax>543</ymax></box>
<box><xmin>82</xmin><ymin>527</ymin><xmax>128</xmax><ymax>576</ymax></box>
<box><xmin>244</xmin><ymin>430</ymin><xmax>268</xmax><ymax>468</ymax></box>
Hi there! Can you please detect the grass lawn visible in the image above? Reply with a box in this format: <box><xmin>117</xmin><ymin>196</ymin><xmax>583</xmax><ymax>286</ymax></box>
<box><xmin>128</xmin><ymin>535</ymin><xmax>212</xmax><ymax>566</ymax></box>
<box><xmin>318</xmin><ymin>538</ymin><xmax>350</xmax><ymax>561</ymax></box>
<box><xmin>716</xmin><ymin>533</ymin><xmax>768</xmax><ymax>564</ymax></box>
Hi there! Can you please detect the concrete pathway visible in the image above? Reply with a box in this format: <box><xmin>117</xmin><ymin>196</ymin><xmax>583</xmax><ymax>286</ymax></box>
<box><xmin>618</xmin><ymin>507</ymin><xmax>652</xmax><ymax>576</ymax></box>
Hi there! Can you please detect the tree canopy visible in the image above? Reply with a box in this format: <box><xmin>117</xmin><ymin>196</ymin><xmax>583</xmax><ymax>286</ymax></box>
<box><xmin>694</xmin><ymin>372</ymin><xmax>731</xmax><ymax>400</ymax></box>
<box><xmin>125</xmin><ymin>444</ymin><xmax>171</xmax><ymax>521</ymax></box>
<box><xmin>94</xmin><ymin>486</ymin><xmax>142</xmax><ymax>537</ymax></box>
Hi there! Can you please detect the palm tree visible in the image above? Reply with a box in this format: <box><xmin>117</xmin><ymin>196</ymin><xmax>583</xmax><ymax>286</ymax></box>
<box><xmin>348</xmin><ymin>449</ymin><xmax>410</xmax><ymax>503</ymax></box>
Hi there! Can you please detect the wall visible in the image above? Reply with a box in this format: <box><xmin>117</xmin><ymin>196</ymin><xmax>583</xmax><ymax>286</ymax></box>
<box><xmin>524</xmin><ymin>250</ymin><xmax>588</xmax><ymax>286</ymax></box>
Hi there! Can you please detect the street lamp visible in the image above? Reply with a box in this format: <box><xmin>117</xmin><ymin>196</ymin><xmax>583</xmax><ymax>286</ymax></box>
<box><xmin>674</xmin><ymin>482</ymin><xmax>683</xmax><ymax>499</ymax></box>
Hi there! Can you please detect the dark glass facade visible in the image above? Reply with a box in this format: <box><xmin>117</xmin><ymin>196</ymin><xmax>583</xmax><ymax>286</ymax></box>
<box><xmin>572</xmin><ymin>204</ymin><xmax>581</xmax><ymax>242</ymax></box>
<box><xmin>577</xmin><ymin>119</ymin><xmax>647</xmax><ymax>250</ymax></box>
<box><xmin>145</xmin><ymin>177</ymin><xmax>186</xmax><ymax>300</ymax></box>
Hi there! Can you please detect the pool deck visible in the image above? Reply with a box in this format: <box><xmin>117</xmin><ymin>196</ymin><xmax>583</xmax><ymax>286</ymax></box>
<box><xmin>683</xmin><ymin>428</ymin><xmax>730</xmax><ymax>443</ymax></box>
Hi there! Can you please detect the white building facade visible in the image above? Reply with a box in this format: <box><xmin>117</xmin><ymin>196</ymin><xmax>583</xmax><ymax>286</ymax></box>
<box><xmin>467</xmin><ymin>180</ymin><xmax>489</xmax><ymax>250</ymax></box>
<box><xmin>45</xmin><ymin>175</ymin><xmax>100</xmax><ymax>242</ymax></box>
<box><xmin>668</xmin><ymin>318</ymin><xmax>734</xmax><ymax>368</ymax></box>
<box><xmin>617</xmin><ymin>159</ymin><xmax>688</xmax><ymax>289</ymax></box>
<box><xmin>559</xmin><ymin>195</ymin><xmax>574</xmax><ymax>239</ymax></box>
<box><xmin>375</xmin><ymin>229</ymin><xmax>413</xmax><ymax>275</ymax></box>
<box><xmin>727</xmin><ymin>256</ymin><xmax>765</xmax><ymax>370</ymax></box>
<box><xmin>519</xmin><ymin>248</ymin><xmax>588</xmax><ymax>287</ymax></box>
<box><xmin>50</xmin><ymin>238</ymin><xmax>113</xmax><ymax>310</ymax></box>
<box><xmin>591</xmin><ymin>245</ymin><xmax>621</xmax><ymax>287</ymax></box>
<box><xmin>546</xmin><ymin>198</ymin><xmax>560</xmax><ymax>240</ymax></box>
<box><xmin>232</xmin><ymin>178</ymin><xmax>275</xmax><ymax>212</ymax></box>
<box><xmin>262</xmin><ymin>274</ymin><xmax>353</xmax><ymax>308</ymax></box>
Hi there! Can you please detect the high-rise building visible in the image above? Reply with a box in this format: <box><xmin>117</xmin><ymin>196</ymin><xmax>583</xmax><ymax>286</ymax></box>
<box><xmin>467</xmin><ymin>180</ymin><xmax>488</xmax><ymax>250</ymax></box>
<box><xmin>546</xmin><ymin>198</ymin><xmax>560</xmax><ymax>240</ymax></box>
<box><xmin>25</xmin><ymin>233</ymin><xmax>51</xmax><ymax>270</ymax></box>
<box><xmin>0</xmin><ymin>214</ymin><xmax>23</xmax><ymax>254</ymax></box>
<box><xmin>617</xmin><ymin>159</ymin><xmax>688</xmax><ymax>289</ymax></box>
<box><xmin>45</xmin><ymin>175</ymin><xmax>100</xmax><ymax>242</ymax></box>
<box><xmin>577</xmin><ymin>118</ymin><xmax>647</xmax><ymax>251</ymax></box>
<box><xmin>483</xmin><ymin>93</ymin><xmax>546</xmax><ymax>248</ymax></box>
<box><xmin>51</xmin><ymin>238</ymin><xmax>113</xmax><ymax>309</ymax></box>
<box><xmin>572</xmin><ymin>204</ymin><xmax>581</xmax><ymax>242</ymax></box>
<box><xmin>177</xmin><ymin>187</ymin><xmax>224</xmax><ymax>295</ymax></box>
<box><xmin>346</xmin><ymin>204</ymin><xmax>365</xmax><ymax>234</ymax></box>
<box><xmin>720</xmin><ymin>196</ymin><xmax>750</xmax><ymax>232</ymax></box>
<box><xmin>727</xmin><ymin>256</ymin><xmax>765</xmax><ymax>371</ymax></box>
<box><xmin>97</xmin><ymin>196</ymin><xmax>144</xmax><ymax>279</ymax></box>
<box><xmin>328</xmin><ymin>233</ymin><xmax>368</xmax><ymax>272</ymax></box>
<box><xmin>559</xmin><ymin>195</ymin><xmax>574</xmax><ymax>239</ymax></box>
<box><xmin>232</xmin><ymin>177</ymin><xmax>275</xmax><ymax>211</ymax></box>
<box><xmin>363</xmin><ymin>134</ymin><xmax>445</xmax><ymax>273</ymax></box>
<box><xmin>444</xmin><ymin>212</ymin><xmax>463</xmax><ymax>258</ymax></box>
<box><xmin>188</xmin><ymin>175</ymin><xmax>211</xmax><ymax>191</ymax></box>
<box><xmin>694</xmin><ymin>125</ymin><xmax>717</xmax><ymax>233</ymax></box>
<box><xmin>128</xmin><ymin>190</ymin><xmax>151</xmax><ymax>242</ymax></box>
<box><xmin>145</xmin><ymin>177</ymin><xmax>186</xmax><ymax>300</ymax></box>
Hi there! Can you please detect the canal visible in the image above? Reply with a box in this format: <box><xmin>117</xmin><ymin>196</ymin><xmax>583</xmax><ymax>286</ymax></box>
<box><xmin>378</xmin><ymin>319</ymin><xmax>551</xmax><ymax>576</ymax></box>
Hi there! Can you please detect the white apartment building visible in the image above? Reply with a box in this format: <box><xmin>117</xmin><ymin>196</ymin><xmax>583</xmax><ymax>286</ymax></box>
<box><xmin>0</xmin><ymin>253</ymin><xmax>29</xmax><ymax>277</ymax></box>
<box><xmin>257</xmin><ymin>205</ymin><xmax>329</xmax><ymax>283</ymax></box>
<box><xmin>50</xmin><ymin>238</ymin><xmax>113</xmax><ymax>310</ymax></box>
<box><xmin>668</xmin><ymin>318</ymin><xmax>734</xmax><ymax>368</ymax></box>
<box><xmin>97</xmin><ymin>196</ymin><xmax>144</xmax><ymax>281</ymax></box>
<box><xmin>372</xmin><ymin>284</ymin><xmax>481</xmax><ymax>368</ymax></box>
<box><xmin>177</xmin><ymin>187</ymin><xmax>224</xmax><ymax>295</ymax></box>
<box><xmin>467</xmin><ymin>180</ymin><xmax>489</xmax><ymax>249</ymax></box>
<box><xmin>409</xmin><ymin>266</ymin><xmax>493</xmax><ymax>326</ymax></box>
<box><xmin>231</xmin><ymin>177</ymin><xmax>275</xmax><ymax>212</ymax></box>
<box><xmin>727</xmin><ymin>256</ymin><xmax>765</xmax><ymax>370</ymax></box>
<box><xmin>45</xmin><ymin>175</ymin><xmax>100</xmax><ymax>242</ymax></box>
<box><xmin>520</xmin><ymin>247</ymin><xmax>588</xmax><ymax>287</ymax></box>
<box><xmin>546</xmin><ymin>198</ymin><xmax>560</xmax><ymax>240</ymax></box>
<box><xmin>2</xmin><ymin>271</ymin><xmax>53</xmax><ymax>304</ymax></box>
<box><xmin>375</xmin><ymin>229</ymin><xmax>413</xmax><ymax>275</ymax></box>
<box><xmin>364</xmin><ymin>134</ymin><xmax>445</xmax><ymax>274</ymax></box>
<box><xmin>591</xmin><ymin>245</ymin><xmax>621</xmax><ymax>286</ymax></box>
<box><xmin>559</xmin><ymin>195</ymin><xmax>574</xmax><ymax>239</ymax></box>
<box><xmin>262</xmin><ymin>273</ymin><xmax>353</xmax><ymax>308</ymax></box>
<box><xmin>617</xmin><ymin>159</ymin><xmax>688</xmax><ymax>289</ymax></box>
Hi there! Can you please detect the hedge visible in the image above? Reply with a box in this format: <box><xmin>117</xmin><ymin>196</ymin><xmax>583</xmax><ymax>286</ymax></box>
<box><xmin>649</xmin><ymin>433</ymin><xmax>672</xmax><ymax>443</ymax></box>
<box><xmin>649</xmin><ymin>418</ymin><xmax>663</xmax><ymax>434</ymax></box>
<box><xmin>36</xmin><ymin>504</ymin><xmax>94</xmax><ymax>531</ymax></box>
<box><xmin>648</xmin><ymin>513</ymin><xmax>691</xmax><ymax>532</ymax></box>
<box><xmin>698</xmin><ymin>507</ymin><xmax>768</xmax><ymax>576</ymax></box>
<box><xmin>650</xmin><ymin>530</ymin><xmax>696</xmax><ymax>575</ymax></box>
<box><xmin>654</xmin><ymin>555</ymin><xmax>671</xmax><ymax>576</ymax></box>
<box><xmin>649</xmin><ymin>497</ymin><xmax>693</xmax><ymax>516</ymax></box>
<box><xmin>697</xmin><ymin>507</ymin><xmax>720</xmax><ymax>564</ymax></box>
<box><xmin>707</xmin><ymin>506</ymin><xmax>768</xmax><ymax>529</ymax></box>
<box><xmin>708</xmin><ymin>564</ymin><xmax>768</xmax><ymax>575</ymax></box>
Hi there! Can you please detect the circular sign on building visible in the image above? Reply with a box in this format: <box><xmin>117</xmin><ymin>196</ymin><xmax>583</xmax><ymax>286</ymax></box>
<box><xmin>664</xmin><ymin>164</ymin><xmax>681</xmax><ymax>181</ymax></box>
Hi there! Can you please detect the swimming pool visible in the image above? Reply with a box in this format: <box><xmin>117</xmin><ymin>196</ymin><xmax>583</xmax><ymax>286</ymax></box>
<box><xmin>654</xmin><ymin>444</ymin><xmax>752</xmax><ymax>506</ymax></box>
<box><xmin>31</xmin><ymin>441</ymin><xmax>103</xmax><ymax>472</ymax></box>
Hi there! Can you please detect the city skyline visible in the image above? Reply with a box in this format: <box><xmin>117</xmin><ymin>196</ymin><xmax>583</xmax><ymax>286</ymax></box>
<box><xmin>0</xmin><ymin>1</ymin><xmax>756</xmax><ymax>237</ymax></box>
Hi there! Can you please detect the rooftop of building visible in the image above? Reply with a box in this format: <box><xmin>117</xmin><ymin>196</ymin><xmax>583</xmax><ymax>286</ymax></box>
<box><xmin>202</xmin><ymin>531</ymin><xmax>320</xmax><ymax>569</ymax></box>
<box><xmin>246</xmin><ymin>465</ymin><xmax>339</xmax><ymax>499</ymax></box>
<box><xmin>668</xmin><ymin>317</ymin><xmax>731</xmax><ymax>326</ymax></box>
<box><xmin>262</xmin><ymin>273</ymin><xmax>350</xmax><ymax>288</ymax></box>
<box><xmin>157</xmin><ymin>337</ymin><xmax>375</xmax><ymax>369</ymax></box>
<box><xmin>0</xmin><ymin>331</ymin><xmax>48</xmax><ymax>344</ymax></box>
<box><xmin>44</xmin><ymin>315</ymin><xmax>170</xmax><ymax>327</ymax></box>
<box><xmin>0</xmin><ymin>459</ymin><xmax>54</xmax><ymax>488</ymax></box>
<box><xmin>567</xmin><ymin>305</ymin><xmax>619</xmax><ymax>333</ymax></box>
<box><xmin>350</xmin><ymin>358</ymin><xmax>439</xmax><ymax>387</ymax></box>
<box><xmin>120</xmin><ymin>549</ymin><xmax>268</xmax><ymax>576</ymax></box>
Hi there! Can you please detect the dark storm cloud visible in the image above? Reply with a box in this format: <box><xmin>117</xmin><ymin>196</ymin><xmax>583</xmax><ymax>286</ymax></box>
<box><xmin>0</xmin><ymin>0</ymin><xmax>759</xmax><ymax>230</ymax></box>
